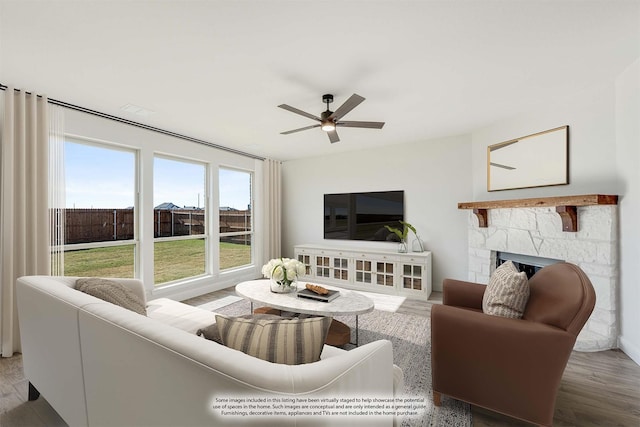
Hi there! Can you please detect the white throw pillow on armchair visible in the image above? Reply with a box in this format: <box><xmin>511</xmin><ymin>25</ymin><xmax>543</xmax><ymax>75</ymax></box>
<box><xmin>482</xmin><ymin>261</ymin><xmax>530</xmax><ymax>319</ymax></box>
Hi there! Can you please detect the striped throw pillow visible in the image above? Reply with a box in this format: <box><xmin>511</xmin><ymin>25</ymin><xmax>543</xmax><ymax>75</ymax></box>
<box><xmin>482</xmin><ymin>261</ymin><xmax>529</xmax><ymax>319</ymax></box>
<box><xmin>197</xmin><ymin>314</ymin><xmax>281</xmax><ymax>344</ymax></box>
<box><xmin>215</xmin><ymin>314</ymin><xmax>332</xmax><ymax>365</ymax></box>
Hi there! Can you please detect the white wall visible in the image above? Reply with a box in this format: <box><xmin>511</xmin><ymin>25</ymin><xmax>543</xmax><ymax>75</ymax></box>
<box><xmin>616</xmin><ymin>58</ymin><xmax>640</xmax><ymax>365</ymax></box>
<box><xmin>471</xmin><ymin>83</ymin><xmax>620</xmax><ymax>201</ymax></box>
<box><xmin>281</xmin><ymin>134</ymin><xmax>472</xmax><ymax>292</ymax></box>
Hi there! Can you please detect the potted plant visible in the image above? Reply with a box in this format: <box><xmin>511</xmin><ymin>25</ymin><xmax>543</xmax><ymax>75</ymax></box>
<box><xmin>385</xmin><ymin>220</ymin><xmax>424</xmax><ymax>253</ymax></box>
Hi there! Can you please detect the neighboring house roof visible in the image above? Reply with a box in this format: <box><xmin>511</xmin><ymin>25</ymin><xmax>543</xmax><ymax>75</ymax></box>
<box><xmin>155</xmin><ymin>202</ymin><xmax>181</xmax><ymax>210</ymax></box>
<box><xmin>156</xmin><ymin>203</ymin><xmax>245</xmax><ymax>211</ymax></box>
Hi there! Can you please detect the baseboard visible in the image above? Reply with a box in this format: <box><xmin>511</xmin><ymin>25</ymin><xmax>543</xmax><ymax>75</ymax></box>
<box><xmin>619</xmin><ymin>335</ymin><xmax>640</xmax><ymax>367</ymax></box>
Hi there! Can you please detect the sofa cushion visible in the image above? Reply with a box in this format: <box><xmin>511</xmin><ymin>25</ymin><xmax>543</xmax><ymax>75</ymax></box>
<box><xmin>76</xmin><ymin>278</ymin><xmax>147</xmax><ymax>316</ymax></box>
<box><xmin>196</xmin><ymin>314</ymin><xmax>281</xmax><ymax>344</ymax></box>
<box><xmin>146</xmin><ymin>298</ymin><xmax>217</xmax><ymax>334</ymax></box>
<box><xmin>215</xmin><ymin>314</ymin><xmax>332</xmax><ymax>365</ymax></box>
<box><xmin>482</xmin><ymin>261</ymin><xmax>529</xmax><ymax>319</ymax></box>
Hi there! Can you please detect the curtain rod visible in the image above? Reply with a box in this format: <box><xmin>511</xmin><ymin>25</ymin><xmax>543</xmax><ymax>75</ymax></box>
<box><xmin>0</xmin><ymin>84</ymin><xmax>265</xmax><ymax>161</ymax></box>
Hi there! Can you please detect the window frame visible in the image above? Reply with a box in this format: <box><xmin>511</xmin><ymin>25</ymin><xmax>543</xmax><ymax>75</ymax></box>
<box><xmin>152</xmin><ymin>154</ymin><xmax>209</xmax><ymax>287</ymax></box>
<box><xmin>218</xmin><ymin>166</ymin><xmax>255</xmax><ymax>272</ymax></box>
<box><xmin>55</xmin><ymin>136</ymin><xmax>139</xmax><ymax>278</ymax></box>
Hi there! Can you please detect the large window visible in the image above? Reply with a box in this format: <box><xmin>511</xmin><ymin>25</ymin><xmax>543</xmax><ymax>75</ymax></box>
<box><xmin>153</xmin><ymin>156</ymin><xmax>207</xmax><ymax>285</ymax></box>
<box><xmin>219</xmin><ymin>168</ymin><xmax>252</xmax><ymax>270</ymax></box>
<box><xmin>59</xmin><ymin>140</ymin><xmax>137</xmax><ymax>277</ymax></box>
<box><xmin>51</xmin><ymin>116</ymin><xmax>262</xmax><ymax>299</ymax></box>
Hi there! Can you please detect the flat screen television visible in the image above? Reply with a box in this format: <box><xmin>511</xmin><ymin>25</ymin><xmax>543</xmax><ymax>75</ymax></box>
<box><xmin>324</xmin><ymin>190</ymin><xmax>404</xmax><ymax>241</ymax></box>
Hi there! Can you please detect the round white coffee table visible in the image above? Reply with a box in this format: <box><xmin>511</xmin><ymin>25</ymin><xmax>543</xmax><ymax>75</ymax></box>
<box><xmin>235</xmin><ymin>279</ymin><xmax>374</xmax><ymax>346</ymax></box>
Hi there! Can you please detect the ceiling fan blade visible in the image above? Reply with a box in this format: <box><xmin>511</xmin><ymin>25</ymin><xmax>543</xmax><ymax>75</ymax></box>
<box><xmin>328</xmin><ymin>94</ymin><xmax>365</xmax><ymax>121</ymax></box>
<box><xmin>327</xmin><ymin>129</ymin><xmax>340</xmax><ymax>143</ymax></box>
<box><xmin>337</xmin><ymin>121</ymin><xmax>385</xmax><ymax>129</ymax></box>
<box><xmin>278</xmin><ymin>104</ymin><xmax>321</xmax><ymax>121</ymax></box>
<box><xmin>280</xmin><ymin>124</ymin><xmax>321</xmax><ymax>135</ymax></box>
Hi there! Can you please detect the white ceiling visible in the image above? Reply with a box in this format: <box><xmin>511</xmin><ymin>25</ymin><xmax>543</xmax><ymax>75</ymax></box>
<box><xmin>1</xmin><ymin>1</ymin><xmax>639</xmax><ymax>161</ymax></box>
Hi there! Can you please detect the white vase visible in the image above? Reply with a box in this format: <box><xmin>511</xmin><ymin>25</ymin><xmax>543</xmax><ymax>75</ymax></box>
<box><xmin>270</xmin><ymin>279</ymin><xmax>297</xmax><ymax>293</ymax></box>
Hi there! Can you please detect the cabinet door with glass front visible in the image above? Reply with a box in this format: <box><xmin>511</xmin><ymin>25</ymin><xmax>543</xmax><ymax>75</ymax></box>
<box><xmin>315</xmin><ymin>254</ymin><xmax>349</xmax><ymax>282</ymax></box>
<box><xmin>296</xmin><ymin>253</ymin><xmax>313</xmax><ymax>277</ymax></box>
<box><xmin>295</xmin><ymin>248</ymin><xmax>349</xmax><ymax>284</ymax></box>
<box><xmin>374</xmin><ymin>260</ymin><xmax>395</xmax><ymax>288</ymax></box>
<box><xmin>354</xmin><ymin>259</ymin><xmax>374</xmax><ymax>285</ymax></box>
<box><xmin>401</xmin><ymin>262</ymin><xmax>424</xmax><ymax>292</ymax></box>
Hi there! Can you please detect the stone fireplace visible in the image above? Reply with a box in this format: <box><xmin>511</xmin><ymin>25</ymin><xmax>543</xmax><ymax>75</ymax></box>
<box><xmin>459</xmin><ymin>195</ymin><xmax>619</xmax><ymax>352</ymax></box>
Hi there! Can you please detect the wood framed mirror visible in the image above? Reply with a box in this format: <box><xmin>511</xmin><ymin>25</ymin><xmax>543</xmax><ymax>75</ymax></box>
<box><xmin>487</xmin><ymin>125</ymin><xmax>569</xmax><ymax>191</ymax></box>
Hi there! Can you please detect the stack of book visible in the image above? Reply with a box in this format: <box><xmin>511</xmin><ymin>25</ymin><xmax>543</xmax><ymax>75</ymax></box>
<box><xmin>296</xmin><ymin>288</ymin><xmax>340</xmax><ymax>302</ymax></box>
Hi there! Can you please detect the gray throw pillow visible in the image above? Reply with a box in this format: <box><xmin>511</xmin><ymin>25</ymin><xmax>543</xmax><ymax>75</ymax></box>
<box><xmin>76</xmin><ymin>278</ymin><xmax>147</xmax><ymax>316</ymax></box>
<box><xmin>482</xmin><ymin>261</ymin><xmax>530</xmax><ymax>319</ymax></box>
<box><xmin>215</xmin><ymin>314</ymin><xmax>332</xmax><ymax>365</ymax></box>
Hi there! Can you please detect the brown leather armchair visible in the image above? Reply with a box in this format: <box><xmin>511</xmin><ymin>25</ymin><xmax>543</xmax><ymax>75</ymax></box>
<box><xmin>431</xmin><ymin>262</ymin><xmax>596</xmax><ymax>426</ymax></box>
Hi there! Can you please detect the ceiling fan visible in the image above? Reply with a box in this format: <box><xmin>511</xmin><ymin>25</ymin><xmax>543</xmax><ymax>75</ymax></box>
<box><xmin>278</xmin><ymin>94</ymin><xmax>385</xmax><ymax>143</ymax></box>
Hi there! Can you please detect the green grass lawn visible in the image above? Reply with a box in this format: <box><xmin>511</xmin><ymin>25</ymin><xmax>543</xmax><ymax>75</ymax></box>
<box><xmin>63</xmin><ymin>244</ymin><xmax>136</xmax><ymax>278</ymax></box>
<box><xmin>62</xmin><ymin>240</ymin><xmax>251</xmax><ymax>285</ymax></box>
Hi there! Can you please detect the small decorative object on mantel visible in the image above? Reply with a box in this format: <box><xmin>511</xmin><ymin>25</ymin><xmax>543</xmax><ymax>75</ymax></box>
<box><xmin>385</xmin><ymin>220</ymin><xmax>424</xmax><ymax>253</ymax></box>
<box><xmin>262</xmin><ymin>257</ymin><xmax>306</xmax><ymax>293</ymax></box>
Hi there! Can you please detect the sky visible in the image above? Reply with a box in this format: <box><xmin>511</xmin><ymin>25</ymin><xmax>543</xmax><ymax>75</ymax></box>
<box><xmin>64</xmin><ymin>141</ymin><xmax>251</xmax><ymax>210</ymax></box>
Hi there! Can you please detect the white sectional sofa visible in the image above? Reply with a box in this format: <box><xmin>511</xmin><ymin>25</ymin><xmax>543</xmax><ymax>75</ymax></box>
<box><xmin>16</xmin><ymin>276</ymin><xmax>402</xmax><ymax>427</ymax></box>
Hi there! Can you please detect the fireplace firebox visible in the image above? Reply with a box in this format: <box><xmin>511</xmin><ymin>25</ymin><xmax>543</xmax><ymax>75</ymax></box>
<box><xmin>496</xmin><ymin>252</ymin><xmax>562</xmax><ymax>279</ymax></box>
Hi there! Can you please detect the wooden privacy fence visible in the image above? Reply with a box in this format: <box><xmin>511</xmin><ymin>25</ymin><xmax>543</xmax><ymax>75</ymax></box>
<box><xmin>58</xmin><ymin>208</ymin><xmax>251</xmax><ymax>244</ymax></box>
<box><xmin>62</xmin><ymin>209</ymin><xmax>135</xmax><ymax>244</ymax></box>
<box><xmin>155</xmin><ymin>210</ymin><xmax>205</xmax><ymax>238</ymax></box>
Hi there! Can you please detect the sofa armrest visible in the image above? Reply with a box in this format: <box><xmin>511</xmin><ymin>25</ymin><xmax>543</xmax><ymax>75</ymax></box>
<box><xmin>16</xmin><ymin>276</ymin><xmax>90</xmax><ymax>426</ymax></box>
<box><xmin>431</xmin><ymin>304</ymin><xmax>575</xmax><ymax>424</ymax></box>
<box><xmin>392</xmin><ymin>364</ymin><xmax>404</xmax><ymax>398</ymax></box>
<box><xmin>322</xmin><ymin>343</ymin><xmax>404</xmax><ymax>398</ymax></box>
<box><xmin>442</xmin><ymin>278</ymin><xmax>485</xmax><ymax>309</ymax></box>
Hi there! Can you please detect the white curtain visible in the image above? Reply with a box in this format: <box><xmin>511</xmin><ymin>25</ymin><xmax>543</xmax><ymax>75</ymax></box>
<box><xmin>1</xmin><ymin>87</ymin><xmax>50</xmax><ymax>357</ymax></box>
<box><xmin>263</xmin><ymin>158</ymin><xmax>282</xmax><ymax>259</ymax></box>
<box><xmin>49</xmin><ymin>105</ymin><xmax>65</xmax><ymax>276</ymax></box>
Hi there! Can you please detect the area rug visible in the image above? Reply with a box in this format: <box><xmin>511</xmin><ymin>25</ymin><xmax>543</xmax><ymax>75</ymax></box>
<box><xmin>214</xmin><ymin>300</ymin><xmax>471</xmax><ymax>427</ymax></box>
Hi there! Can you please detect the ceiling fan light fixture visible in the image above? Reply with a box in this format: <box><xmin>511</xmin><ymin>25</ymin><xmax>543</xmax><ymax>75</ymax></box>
<box><xmin>278</xmin><ymin>93</ymin><xmax>384</xmax><ymax>143</ymax></box>
<box><xmin>321</xmin><ymin>121</ymin><xmax>336</xmax><ymax>132</ymax></box>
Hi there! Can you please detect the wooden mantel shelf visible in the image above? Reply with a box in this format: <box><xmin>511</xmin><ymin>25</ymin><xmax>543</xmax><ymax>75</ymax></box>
<box><xmin>458</xmin><ymin>194</ymin><xmax>618</xmax><ymax>232</ymax></box>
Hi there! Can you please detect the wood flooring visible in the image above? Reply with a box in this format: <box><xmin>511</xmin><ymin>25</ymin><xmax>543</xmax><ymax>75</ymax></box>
<box><xmin>2</xmin><ymin>288</ymin><xmax>639</xmax><ymax>426</ymax></box>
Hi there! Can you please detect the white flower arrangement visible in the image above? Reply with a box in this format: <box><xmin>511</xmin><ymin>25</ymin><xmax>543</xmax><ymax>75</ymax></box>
<box><xmin>262</xmin><ymin>257</ymin><xmax>306</xmax><ymax>286</ymax></box>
